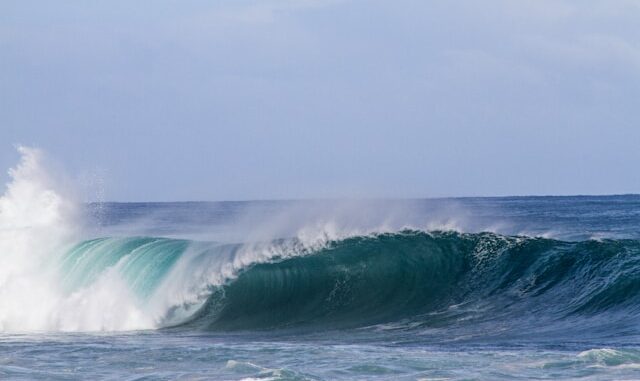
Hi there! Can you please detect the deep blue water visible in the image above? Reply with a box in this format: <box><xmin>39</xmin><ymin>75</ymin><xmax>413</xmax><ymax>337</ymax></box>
<box><xmin>2</xmin><ymin>196</ymin><xmax>640</xmax><ymax>380</ymax></box>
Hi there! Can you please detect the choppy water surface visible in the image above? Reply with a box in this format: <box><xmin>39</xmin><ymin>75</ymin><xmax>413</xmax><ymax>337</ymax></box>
<box><xmin>2</xmin><ymin>332</ymin><xmax>640</xmax><ymax>380</ymax></box>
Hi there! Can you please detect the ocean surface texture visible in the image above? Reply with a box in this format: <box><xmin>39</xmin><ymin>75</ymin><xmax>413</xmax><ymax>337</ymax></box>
<box><xmin>1</xmin><ymin>154</ymin><xmax>640</xmax><ymax>380</ymax></box>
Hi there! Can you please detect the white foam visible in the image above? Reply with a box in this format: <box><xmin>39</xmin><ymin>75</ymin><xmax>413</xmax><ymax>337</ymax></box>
<box><xmin>0</xmin><ymin>146</ymin><xmax>150</xmax><ymax>331</ymax></box>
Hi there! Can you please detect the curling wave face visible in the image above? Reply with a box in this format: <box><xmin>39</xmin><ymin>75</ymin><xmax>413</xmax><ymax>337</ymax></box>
<box><xmin>29</xmin><ymin>230</ymin><xmax>639</xmax><ymax>341</ymax></box>
<box><xmin>189</xmin><ymin>231</ymin><xmax>640</xmax><ymax>334</ymax></box>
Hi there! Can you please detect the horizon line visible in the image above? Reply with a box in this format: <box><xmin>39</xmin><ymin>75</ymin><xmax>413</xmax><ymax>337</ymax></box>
<box><xmin>87</xmin><ymin>193</ymin><xmax>640</xmax><ymax>204</ymax></box>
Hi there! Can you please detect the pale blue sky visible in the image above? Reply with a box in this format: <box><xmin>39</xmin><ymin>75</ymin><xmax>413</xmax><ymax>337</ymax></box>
<box><xmin>1</xmin><ymin>0</ymin><xmax>639</xmax><ymax>201</ymax></box>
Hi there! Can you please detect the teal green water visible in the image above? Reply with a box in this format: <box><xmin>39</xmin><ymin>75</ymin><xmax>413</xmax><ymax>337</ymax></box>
<box><xmin>59</xmin><ymin>237</ymin><xmax>188</xmax><ymax>300</ymax></box>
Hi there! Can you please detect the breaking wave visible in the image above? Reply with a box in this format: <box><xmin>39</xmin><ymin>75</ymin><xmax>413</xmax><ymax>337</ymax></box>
<box><xmin>1</xmin><ymin>147</ymin><xmax>640</xmax><ymax>340</ymax></box>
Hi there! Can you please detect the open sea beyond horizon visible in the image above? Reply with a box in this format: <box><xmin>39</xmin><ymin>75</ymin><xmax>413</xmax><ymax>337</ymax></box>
<box><xmin>2</xmin><ymin>193</ymin><xmax>640</xmax><ymax>380</ymax></box>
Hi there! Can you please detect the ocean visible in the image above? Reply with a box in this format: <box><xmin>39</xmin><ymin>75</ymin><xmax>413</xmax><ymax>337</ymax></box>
<box><xmin>1</xmin><ymin>151</ymin><xmax>640</xmax><ymax>380</ymax></box>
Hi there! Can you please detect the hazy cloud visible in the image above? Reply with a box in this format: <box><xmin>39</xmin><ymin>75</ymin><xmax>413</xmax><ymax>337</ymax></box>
<box><xmin>1</xmin><ymin>0</ymin><xmax>639</xmax><ymax>200</ymax></box>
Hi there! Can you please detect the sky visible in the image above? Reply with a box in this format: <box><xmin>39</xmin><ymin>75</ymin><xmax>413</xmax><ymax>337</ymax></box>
<box><xmin>1</xmin><ymin>0</ymin><xmax>639</xmax><ymax>201</ymax></box>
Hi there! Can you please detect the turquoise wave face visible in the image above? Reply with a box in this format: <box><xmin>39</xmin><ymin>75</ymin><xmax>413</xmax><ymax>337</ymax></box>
<box><xmin>54</xmin><ymin>231</ymin><xmax>640</xmax><ymax>341</ymax></box>
<box><xmin>59</xmin><ymin>237</ymin><xmax>189</xmax><ymax>300</ymax></box>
